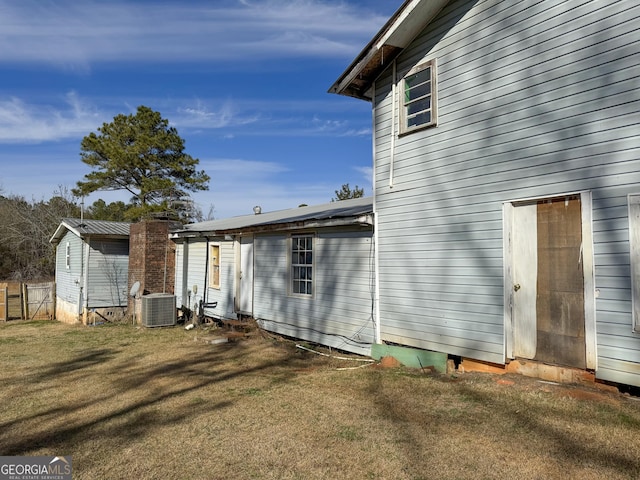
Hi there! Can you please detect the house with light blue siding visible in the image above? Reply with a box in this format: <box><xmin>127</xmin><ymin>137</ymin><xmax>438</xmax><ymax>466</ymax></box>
<box><xmin>331</xmin><ymin>0</ymin><xmax>640</xmax><ymax>387</ymax></box>
<box><xmin>170</xmin><ymin>197</ymin><xmax>375</xmax><ymax>356</ymax></box>
<box><xmin>50</xmin><ymin>218</ymin><xmax>130</xmax><ymax>324</ymax></box>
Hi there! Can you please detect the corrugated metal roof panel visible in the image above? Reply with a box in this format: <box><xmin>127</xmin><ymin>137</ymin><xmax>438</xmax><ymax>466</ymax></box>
<box><xmin>50</xmin><ymin>218</ymin><xmax>130</xmax><ymax>244</ymax></box>
<box><xmin>175</xmin><ymin>196</ymin><xmax>373</xmax><ymax>235</ymax></box>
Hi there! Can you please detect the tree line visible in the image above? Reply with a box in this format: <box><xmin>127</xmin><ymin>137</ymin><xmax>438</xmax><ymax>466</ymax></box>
<box><xmin>0</xmin><ymin>188</ymin><xmax>78</xmax><ymax>281</ymax></box>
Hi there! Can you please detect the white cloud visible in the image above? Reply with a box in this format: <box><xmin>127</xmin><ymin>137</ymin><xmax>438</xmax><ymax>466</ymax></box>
<box><xmin>199</xmin><ymin>158</ymin><xmax>288</xmax><ymax>177</ymax></box>
<box><xmin>190</xmin><ymin>157</ymin><xmax>334</xmax><ymax>218</ymax></box>
<box><xmin>188</xmin><ymin>156</ymin><xmax>374</xmax><ymax>219</ymax></box>
<box><xmin>176</xmin><ymin>100</ymin><xmax>260</xmax><ymax>130</ymax></box>
<box><xmin>0</xmin><ymin>90</ymin><xmax>369</xmax><ymax>144</ymax></box>
<box><xmin>0</xmin><ymin>0</ymin><xmax>389</xmax><ymax>67</ymax></box>
<box><xmin>354</xmin><ymin>165</ymin><xmax>373</xmax><ymax>185</ymax></box>
<box><xmin>0</xmin><ymin>91</ymin><xmax>100</xmax><ymax>142</ymax></box>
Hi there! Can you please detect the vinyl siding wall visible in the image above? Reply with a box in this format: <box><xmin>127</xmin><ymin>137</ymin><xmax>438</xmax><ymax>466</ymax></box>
<box><xmin>54</xmin><ymin>231</ymin><xmax>83</xmax><ymax>307</ymax></box>
<box><xmin>373</xmin><ymin>0</ymin><xmax>640</xmax><ymax>383</ymax></box>
<box><xmin>86</xmin><ymin>238</ymin><xmax>129</xmax><ymax>308</ymax></box>
<box><xmin>254</xmin><ymin>229</ymin><xmax>375</xmax><ymax>356</ymax></box>
<box><xmin>174</xmin><ymin>238</ymin><xmax>236</xmax><ymax>320</ymax></box>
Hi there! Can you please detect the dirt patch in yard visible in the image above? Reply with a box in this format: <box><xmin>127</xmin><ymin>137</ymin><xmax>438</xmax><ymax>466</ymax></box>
<box><xmin>0</xmin><ymin>320</ymin><xmax>639</xmax><ymax>480</ymax></box>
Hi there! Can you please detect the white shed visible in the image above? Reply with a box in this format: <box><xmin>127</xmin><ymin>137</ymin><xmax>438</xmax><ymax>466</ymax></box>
<box><xmin>50</xmin><ymin>218</ymin><xmax>130</xmax><ymax>324</ymax></box>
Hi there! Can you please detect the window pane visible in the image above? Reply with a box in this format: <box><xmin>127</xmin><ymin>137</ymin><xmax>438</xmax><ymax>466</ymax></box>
<box><xmin>408</xmin><ymin>111</ymin><xmax>431</xmax><ymax>128</ymax></box>
<box><xmin>405</xmin><ymin>67</ymin><xmax>430</xmax><ymax>89</ymax></box>
<box><xmin>407</xmin><ymin>97</ymin><xmax>430</xmax><ymax>116</ymax></box>
<box><xmin>405</xmin><ymin>80</ymin><xmax>431</xmax><ymax>103</ymax></box>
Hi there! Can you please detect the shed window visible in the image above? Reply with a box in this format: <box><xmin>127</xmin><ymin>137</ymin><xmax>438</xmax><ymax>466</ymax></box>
<box><xmin>291</xmin><ymin>235</ymin><xmax>313</xmax><ymax>296</ymax></box>
<box><xmin>209</xmin><ymin>244</ymin><xmax>220</xmax><ymax>289</ymax></box>
<box><xmin>628</xmin><ymin>194</ymin><xmax>640</xmax><ymax>332</ymax></box>
<box><xmin>65</xmin><ymin>242</ymin><xmax>71</xmax><ymax>269</ymax></box>
<box><xmin>400</xmin><ymin>59</ymin><xmax>437</xmax><ymax>135</ymax></box>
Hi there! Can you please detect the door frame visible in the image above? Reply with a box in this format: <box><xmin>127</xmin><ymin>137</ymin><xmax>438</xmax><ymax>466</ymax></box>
<box><xmin>503</xmin><ymin>190</ymin><xmax>597</xmax><ymax>369</ymax></box>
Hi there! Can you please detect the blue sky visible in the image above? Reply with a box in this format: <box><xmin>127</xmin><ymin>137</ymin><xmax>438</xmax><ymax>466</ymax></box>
<box><xmin>0</xmin><ymin>0</ymin><xmax>400</xmax><ymax>219</ymax></box>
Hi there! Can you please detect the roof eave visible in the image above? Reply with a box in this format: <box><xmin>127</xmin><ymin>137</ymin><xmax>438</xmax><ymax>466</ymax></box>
<box><xmin>328</xmin><ymin>0</ymin><xmax>450</xmax><ymax>101</ymax></box>
<box><xmin>170</xmin><ymin>214</ymin><xmax>373</xmax><ymax>239</ymax></box>
<box><xmin>49</xmin><ymin>222</ymin><xmax>78</xmax><ymax>245</ymax></box>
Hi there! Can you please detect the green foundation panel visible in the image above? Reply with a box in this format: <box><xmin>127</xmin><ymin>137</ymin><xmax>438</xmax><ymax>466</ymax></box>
<box><xmin>371</xmin><ymin>344</ymin><xmax>448</xmax><ymax>373</ymax></box>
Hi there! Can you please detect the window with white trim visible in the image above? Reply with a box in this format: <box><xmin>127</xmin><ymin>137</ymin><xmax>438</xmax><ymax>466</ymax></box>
<box><xmin>65</xmin><ymin>242</ymin><xmax>71</xmax><ymax>269</ymax></box>
<box><xmin>400</xmin><ymin>59</ymin><xmax>437</xmax><ymax>135</ymax></box>
<box><xmin>209</xmin><ymin>244</ymin><xmax>220</xmax><ymax>289</ymax></box>
<box><xmin>628</xmin><ymin>194</ymin><xmax>640</xmax><ymax>332</ymax></box>
<box><xmin>291</xmin><ymin>234</ymin><xmax>313</xmax><ymax>296</ymax></box>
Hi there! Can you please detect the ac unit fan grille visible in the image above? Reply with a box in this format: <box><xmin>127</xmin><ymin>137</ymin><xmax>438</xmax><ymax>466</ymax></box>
<box><xmin>141</xmin><ymin>294</ymin><xmax>176</xmax><ymax>327</ymax></box>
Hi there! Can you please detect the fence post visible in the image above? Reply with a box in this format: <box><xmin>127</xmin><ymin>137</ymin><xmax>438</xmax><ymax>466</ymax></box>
<box><xmin>52</xmin><ymin>282</ymin><xmax>57</xmax><ymax>321</ymax></box>
<box><xmin>21</xmin><ymin>283</ymin><xmax>28</xmax><ymax>320</ymax></box>
<box><xmin>1</xmin><ymin>286</ymin><xmax>6</xmax><ymax>321</ymax></box>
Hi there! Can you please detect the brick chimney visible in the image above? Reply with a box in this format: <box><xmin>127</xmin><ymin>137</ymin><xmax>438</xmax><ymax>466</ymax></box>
<box><xmin>128</xmin><ymin>220</ymin><xmax>176</xmax><ymax>316</ymax></box>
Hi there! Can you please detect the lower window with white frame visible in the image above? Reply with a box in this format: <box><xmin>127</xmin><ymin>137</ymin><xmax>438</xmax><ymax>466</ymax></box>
<box><xmin>291</xmin><ymin>234</ymin><xmax>313</xmax><ymax>296</ymax></box>
<box><xmin>209</xmin><ymin>244</ymin><xmax>220</xmax><ymax>289</ymax></box>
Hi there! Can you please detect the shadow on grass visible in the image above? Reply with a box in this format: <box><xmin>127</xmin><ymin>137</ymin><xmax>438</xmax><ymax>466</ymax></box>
<box><xmin>0</xmin><ymin>336</ymin><xmax>307</xmax><ymax>461</ymax></box>
<box><xmin>36</xmin><ymin>349</ymin><xmax>119</xmax><ymax>377</ymax></box>
<box><xmin>366</xmin><ymin>370</ymin><xmax>640</xmax><ymax>478</ymax></box>
<box><xmin>454</xmin><ymin>381</ymin><xmax>640</xmax><ymax>475</ymax></box>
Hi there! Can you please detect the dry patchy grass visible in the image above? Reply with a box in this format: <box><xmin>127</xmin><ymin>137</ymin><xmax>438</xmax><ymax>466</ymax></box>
<box><xmin>1</xmin><ymin>320</ymin><xmax>639</xmax><ymax>479</ymax></box>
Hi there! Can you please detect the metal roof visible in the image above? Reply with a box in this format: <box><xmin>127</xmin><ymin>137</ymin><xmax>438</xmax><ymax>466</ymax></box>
<box><xmin>328</xmin><ymin>0</ymin><xmax>450</xmax><ymax>101</ymax></box>
<box><xmin>50</xmin><ymin>218</ymin><xmax>131</xmax><ymax>245</ymax></box>
<box><xmin>172</xmin><ymin>196</ymin><xmax>373</xmax><ymax>237</ymax></box>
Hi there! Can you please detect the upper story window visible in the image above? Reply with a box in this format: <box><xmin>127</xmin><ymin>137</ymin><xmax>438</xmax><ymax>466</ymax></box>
<box><xmin>209</xmin><ymin>244</ymin><xmax>220</xmax><ymax>289</ymax></box>
<box><xmin>291</xmin><ymin>234</ymin><xmax>313</xmax><ymax>296</ymax></box>
<box><xmin>400</xmin><ymin>59</ymin><xmax>437</xmax><ymax>135</ymax></box>
<box><xmin>65</xmin><ymin>242</ymin><xmax>71</xmax><ymax>269</ymax></box>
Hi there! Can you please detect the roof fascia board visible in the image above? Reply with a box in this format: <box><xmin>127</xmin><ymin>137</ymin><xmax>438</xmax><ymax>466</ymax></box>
<box><xmin>49</xmin><ymin>222</ymin><xmax>80</xmax><ymax>245</ymax></box>
<box><xmin>329</xmin><ymin>0</ymin><xmax>449</xmax><ymax>100</ymax></box>
<box><xmin>170</xmin><ymin>215</ymin><xmax>373</xmax><ymax>239</ymax></box>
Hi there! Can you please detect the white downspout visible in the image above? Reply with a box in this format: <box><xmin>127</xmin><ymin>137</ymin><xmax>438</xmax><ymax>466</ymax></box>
<box><xmin>82</xmin><ymin>238</ymin><xmax>90</xmax><ymax>323</ymax></box>
<box><xmin>77</xmin><ymin>241</ymin><xmax>83</xmax><ymax>318</ymax></box>
<box><xmin>372</xmin><ymin>80</ymin><xmax>381</xmax><ymax>345</ymax></box>
<box><xmin>389</xmin><ymin>59</ymin><xmax>397</xmax><ymax>188</ymax></box>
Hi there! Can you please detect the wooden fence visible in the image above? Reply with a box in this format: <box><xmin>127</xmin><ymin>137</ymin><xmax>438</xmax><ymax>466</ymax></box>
<box><xmin>0</xmin><ymin>282</ymin><xmax>55</xmax><ymax>321</ymax></box>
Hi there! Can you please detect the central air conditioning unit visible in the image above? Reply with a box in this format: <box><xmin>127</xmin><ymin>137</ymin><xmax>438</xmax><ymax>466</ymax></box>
<box><xmin>141</xmin><ymin>293</ymin><xmax>176</xmax><ymax>327</ymax></box>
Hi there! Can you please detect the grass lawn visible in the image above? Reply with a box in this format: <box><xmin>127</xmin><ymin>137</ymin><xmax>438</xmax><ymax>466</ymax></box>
<box><xmin>0</xmin><ymin>320</ymin><xmax>639</xmax><ymax>479</ymax></box>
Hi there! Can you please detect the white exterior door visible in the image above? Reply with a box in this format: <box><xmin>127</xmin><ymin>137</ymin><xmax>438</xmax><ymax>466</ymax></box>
<box><xmin>239</xmin><ymin>236</ymin><xmax>254</xmax><ymax>315</ymax></box>
<box><xmin>511</xmin><ymin>202</ymin><xmax>538</xmax><ymax>359</ymax></box>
